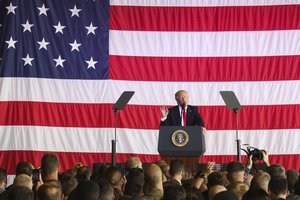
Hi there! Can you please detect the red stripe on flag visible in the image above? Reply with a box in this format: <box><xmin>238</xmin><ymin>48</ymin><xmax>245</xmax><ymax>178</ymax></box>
<box><xmin>0</xmin><ymin>151</ymin><xmax>298</xmax><ymax>174</ymax></box>
<box><xmin>110</xmin><ymin>55</ymin><xmax>300</xmax><ymax>82</ymax></box>
<box><xmin>110</xmin><ymin>5</ymin><xmax>300</xmax><ymax>31</ymax></box>
<box><xmin>1</xmin><ymin>102</ymin><xmax>300</xmax><ymax>130</ymax></box>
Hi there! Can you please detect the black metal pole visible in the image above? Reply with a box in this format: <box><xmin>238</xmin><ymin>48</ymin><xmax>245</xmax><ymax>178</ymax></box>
<box><xmin>112</xmin><ymin>110</ymin><xmax>118</xmax><ymax>167</ymax></box>
<box><xmin>235</xmin><ymin>109</ymin><xmax>241</xmax><ymax>162</ymax></box>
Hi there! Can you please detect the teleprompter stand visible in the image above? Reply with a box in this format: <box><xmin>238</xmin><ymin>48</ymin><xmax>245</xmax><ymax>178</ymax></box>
<box><xmin>112</xmin><ymin>91</ymin><xmax>135</xmax><ymax>167</ymax></box>
<box><xmin>220</xmin><ymin>91</ymin><xmax>242</xmax><ymax>162</ymax></box>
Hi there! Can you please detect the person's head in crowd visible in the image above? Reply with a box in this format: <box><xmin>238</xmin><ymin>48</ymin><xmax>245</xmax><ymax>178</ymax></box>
<box><xmin>286</xmin><ymin>169</ymin><xmax>299</xmax><ymax>193</ymax></box>
<box><xmin>104</xmin><ymin>166</ymin><xmax>126</xmax><ymax>199</ymax></box>
<box><xmin>208</xmin><ymin>185</ymin><xmax>227</xmax><ymax>200</ymax></box>
<box><xmin>37</xmin><ymin>180</ymin><xmax>63</xmax><ymax>200</ymax></box>
<box><xmin>64</xmin><ymin>169</ymin><xmax>77</xmax><ymax>177</ymax></box>
<box><xmin>268</xmin><ymin>178</ymin><xmax>288</xmax><ymax>200</ymax></box>
<box><xmin>13</xmin><ymin>174</ymin><xmax>33</xmax><ymax>189</ymax></box>
<box><xmin>294</xmin><ymin>178</ymin><xmax>300</xmax><ymax>196</ymax></box>
<box><xmin>75</xmin><ymin>166</ymin><xmax>91</xmax><ymax>183</ymax></box>
<box><xmin>0</xmin><ymin>168</ymin><xmax>7</xmax><ymax>193</ymax></box>
<box><xmin>265</xmin><ymin>164</ymin><xmax>286</xmax><ymax>179</ymax></box>
<box><xmin>250</xmin><ymin>170</ymin><xmax>271</xmax><ymax>193</ymax></box>
<box><xmin>213</xmin><ymin>191</ymin><xmax>238</xmax><ymax>200</ymax></box>
<box><xmin>16</xmin><ymin>161</ymin><xmax>34</xmax><ymax>176</ymax></box>
<box><xmin>169</xmin><ymin>159</ymin><xmax>185</xmax><ymax>183</ymax></box>
<box><xmin>242</xmin><ymin>188</ymin><xmax>270</xmax><ymax>200</ymax></box>
<box><xmin>8</xmin><ymin>186</ymin><xmax>33</xmax><ymax>200</ymax></box>
<box><xmin>124</xmin><ymin>168</ymin><xmax>144</xmax><ymax>198</ymax></box>
<box><xmin>226</xmin><ymin>161</ymin><xmax>245</xmax><ymax>183</ymax></box>
<box><xmin>59</xmin><ymin>173</ymin><xmax>78</xmax><ymax>200</ymax></box>
<box><xmin>97</xmin><ymin>164</ymin><xmax>110</xmax><ymax>179</ymax></box>
<box><xmin>185</xmin><ymin>186</ymin><xmax>204</xmax><ymax>200</ymax></box>
<box><xmin>125</xmin><ymin>157</ymin><xmax>142</xmax><ymax>170</ymax></box>
<box><xmin>156</xmin><ymin>160</ymin><xmax>170</xmax><ymax>181</ymax></box>
<box><xmin>182</xmin><ymin>168</ymin><xmax>193</xmax><ymax>181</ymax></box>
<box><xmin>97</xmin><ymin>178</ymin><xmax>114</xmax><ymax>200</ymax></box>
<box><xmin>227</xmin><ymin>181</ymin><xmax>249</xmax><ymax>200</ymax></box>
<box><xmin>143</xmin><ymin>164</ymin><xmax>163</xmax><ymax>199</ymax></box>
<box><xmin>207</xmin><ymin>171</ymin><xmax>227</xmax><ymax>189</ymax></box>
<box><xmin>41</xmin><ymin>153</ymin><xmax>60</xmax><ymax>182</ymax></box>
<box><xmin>70</xmin><ymin>181</ymin><xmax>99</xmax><ymax>200</ymax></box>
<box><xmin>163</xmin><ymin>184</ymin><xmax>186</xmax><ymax>200</ymax></box>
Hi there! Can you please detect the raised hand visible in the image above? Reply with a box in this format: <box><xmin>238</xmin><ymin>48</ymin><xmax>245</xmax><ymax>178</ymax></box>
<box><xmin>160</xmin><ymin>106</ymin><xmax>169</xmax><ymax>118</ymax></box>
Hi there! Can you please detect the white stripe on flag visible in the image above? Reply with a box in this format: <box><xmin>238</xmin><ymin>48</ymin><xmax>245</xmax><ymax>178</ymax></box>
<box><xmin>110</xmin><ymin>0</ymin><xmax>300</xmax><ymax>6</ymax></box>
<box><xmin>1</xmin><ymin>78</ymin><xmax>300</xmax><ymax>105</ymax></box>
<box><xmin>1</xmin><ymin>126</ymin><xmax>300</xmax><ymax>155</ymax></box>
<box><xmin>109</xmin><ymin>30</ymin><xmax>300</xmax><ymax>57</ymax></box>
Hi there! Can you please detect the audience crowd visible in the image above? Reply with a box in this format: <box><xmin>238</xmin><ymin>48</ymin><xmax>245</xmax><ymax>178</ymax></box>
<box><xmin>0</xmin><ymin>151</ymin><xmax>300</xmax><ymax>200</ymax></box>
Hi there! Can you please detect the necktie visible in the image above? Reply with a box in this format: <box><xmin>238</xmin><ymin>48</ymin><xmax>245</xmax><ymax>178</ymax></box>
<box><xmin>183</xmin><ymin>109</ymin><xmax>187</xmax><ymax>126</ymax></box>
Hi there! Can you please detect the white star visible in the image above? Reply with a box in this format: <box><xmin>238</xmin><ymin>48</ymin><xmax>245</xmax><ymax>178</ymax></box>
<box><xmin>69</xmin><ymin>40</ymin><xmax>82</xmax><ymax>52</ymax></box>
<box><xmin>53</xmin><ymin>22</ymin><xmax>65</xmax><ymax>34</ymax></box>
<box><xmin>85</xmin><ymin>22</ymin><xmax>97</xmax><ymax>35</ymax></box>
<box><xmin>37</xmin><ymin>38</ymin><xmax>50</xmax><ymax>50</ymax></box>
<box><xmin>21</xmin><ymin>20</ymin><xmax>34</xmax><ymax>32</ymax></box>
<box><xmin>22</xmin><ymin>54</ymin><xmax>34</xmax><ymax>66</ymax></box>
<box><xmin>86</xmin><ymin>57</ymin><xmax>98</xmax><ymax>69</ymax></box>
<box><xmin>6</xmin><ymin>2</ymin><xmax>17</xmax><ymax>14</ymax></box>
<box><xmin>53</xmin><ymin>55</ymin><xmax>66</xmax><ymax>67</ymax></box>
<box><xmin>5</xmin><ymin>37</ymin><xmax>17</xmax><ymax>49</ymax></box>
<box><xmin>37</xmin><ymin>4</ymin><xmax>49</xmax><ymax>16</ymax></box>
<box><xmin>69</xmin><ymin>5</ymin><xmax>81</xmax><ymax>17</ymax></box>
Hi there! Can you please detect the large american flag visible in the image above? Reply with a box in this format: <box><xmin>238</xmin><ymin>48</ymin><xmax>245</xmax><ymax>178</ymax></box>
<box><xmin>1</xmin><ymin>0</ymin><xmax>300</xmax><ymax>177</ymax></box>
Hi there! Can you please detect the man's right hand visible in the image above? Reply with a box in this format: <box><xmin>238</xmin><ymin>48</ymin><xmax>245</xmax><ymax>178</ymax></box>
<box><xmin>160</xmin><ymin>106</ymin><xmax>169</xmax><ymax>118</ymax></box>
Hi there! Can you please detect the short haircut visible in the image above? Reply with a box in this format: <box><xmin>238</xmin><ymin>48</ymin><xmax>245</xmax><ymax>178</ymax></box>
<box><xmin>286</xmin><ymin>169</ymin><xmax>299</xmax><ymax>193</ymax></box>
<box><xmin>185</xmin><ymin>186</ymin><xmax>203</xmax><ymax>200</ymax></box>
<box><xmin>97</xmin><ymin>178</ymin><xmax>114</xmax><ymax>200</ymax></box>
<box><xmin>16</xmin><ymin>161</ymin><xmax>33</xmax><ymax>176</ymax></box>
<box><xmin>144</xmin><ymin>164</ymin><xmax>162</xmax><ymax>187</ymax></box>
<box><xmin>8</xmin><ymin>186</ymin><xmax>33</xmax><ymax>200</ymax></box>
<box><xmin>250</xmin><ymin>170</ymin><xmax>270</xmax><ymax>191</ymax></box>
<box><xmin>163</xmin><ymin>184</ymin><xmax>186</xmax><ymax>200</ymax></box>
<box><xmin>13</xmin><ymin>174</ymin><xmax>33</xmax><ymax>189</ymax></box>
<box><xmin>268</xmin><ymin>178</ymin><xmax>288</xmax><ymax>196</ymax></box>
<box><xmin>37</xmin><ymin>180</ymin><xmax>62</xmax><ymax>200</ymax></box>
<box><xmin>124</xmin><ymin>168</ymin><xmax>144</xmax><ymax>198</ymax></box>
<box><xmin>226</xmin><ymin>161</ymin><xmax>244</xmax><ymax>173</ymax></box>
<box><xmin>97</xmin><ymin>164</ymin><xmax>110</xmax><ymax>179</ymax></box>
<box><xmin>0</xmin><ymin>168</ymin><xmax>7</xmax><ymax>183</ymax></box>
<box><xmin>242</xmin><ymin>188</ymin><xmax>270</xmax><ymax>200</ymax></box>
<box><xmin>169</xmin><ymin>159</ymin><xmax>185</xmax><ymax>176</ymax></box>
<box><xmin>213</xmin><ymin>191</ymin><xmax>238</xmax><ymax>200</ymax></box>
<box><xmin>75</xmin><ymin>181</ymin><xmax>100</xmax><ymax>200</ymax></box>
<box><xmin>265</xmin><ymin>164</ymin><xmax>285</xmax><ymax>179</ymax></box>
<box><xmin>41</xmin><ymin>153</ymin><xmax>59</xmax><ymax>175</ymax></box>
<box><xmin>207</xmin><ymin>171</ymin><xmax>227</xmax><ymax>188</ymax></box>
<box><xmin>226</xmin><ymin>181</ymin><xmax>249</xmax><ymax>200</ymax></box>
<box><xmin>125</xmin><ymin>157</ymin><xmax>141</xmax><ymax>170</ymax></box>
<box><xmin>59</xmin><ymin>173</ymin><xmax>78</xmax><ymax>198</ymax></box>
<box><xmin>76</xmin><ymin>166</ymin><xmax>91</xmax><ymax>183</ymax></box>
<box><xmin>104</xmin><ymin>167</ymin><xmax>124</xmax><ymax>186</ymax></box>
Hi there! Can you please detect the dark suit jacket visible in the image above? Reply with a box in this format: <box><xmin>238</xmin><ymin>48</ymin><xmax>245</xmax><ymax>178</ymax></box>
<box><xmin>160</xmin><ymin>105</ymin><xmax>205</xmax><ymax>127</ymax></box>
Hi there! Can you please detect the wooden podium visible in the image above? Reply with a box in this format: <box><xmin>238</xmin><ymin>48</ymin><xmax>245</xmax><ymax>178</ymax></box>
<box><xmin>158</xmin><ymin>126</ymin><xmax>206</xmax><ymax>171</ymax></box>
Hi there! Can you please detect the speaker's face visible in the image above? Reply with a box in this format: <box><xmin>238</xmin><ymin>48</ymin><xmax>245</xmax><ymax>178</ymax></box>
<box><xmin>176</xmin><ymin>92</ymin><xmax>189</xmax><ymax>107</ymax></box>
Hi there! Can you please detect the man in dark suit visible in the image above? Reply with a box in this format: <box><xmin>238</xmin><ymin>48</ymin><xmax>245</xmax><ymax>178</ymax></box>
<box><xmin>160</xmin><ymin>90</ymin><xmax>206</xmax><ymax>132</ymax></box>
